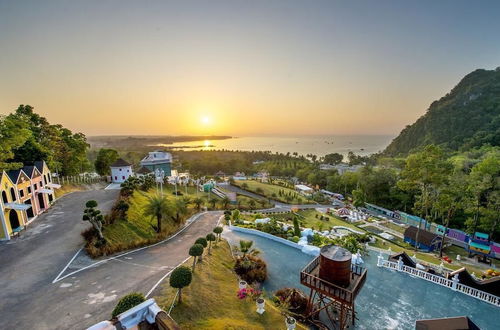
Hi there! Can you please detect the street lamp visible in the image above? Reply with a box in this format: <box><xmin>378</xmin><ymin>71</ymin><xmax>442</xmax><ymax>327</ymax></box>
<box><xmin>155</xmin><ymin>168</ymin><xmax>165</xmax><ymax>196</ymax></box>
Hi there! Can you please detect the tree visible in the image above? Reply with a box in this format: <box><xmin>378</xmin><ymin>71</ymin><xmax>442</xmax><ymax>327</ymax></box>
<box><xmin>195</xmin><ymin>237</ymin><xmax>208</xmax><ymax>261</ymax></box>
<box><xmin>232</xmin><ymin>209</ymin><xmax>240</xmax><ymax>221</ymax></box>
<box><xmin>94</xmin><ymin>148</ymin><xmax>119</xmax><ymax>175</ymax></box>
<box><xmin>209</xmin><ymin>197</ymin><xmax>218</xmax><ymax>209</ymax></box>
<box><xmin>193</xmin><ymin>197</ymin><xmax>204</xmax><ymax>211</ymax></box>
<box><xmin>0</xmin><ymin>113</ymin><xmax>31</xmax><ymax>171</ymax></box>
<box><xmin>82</xmin><ymin>200</ymin><xmax>105</xmax><ymax>240</ymax></box>
<box><xmin>189</xmin><ymin>244</ymin><xmax>204</xmax><ymax>272</ymax></box>
<box><xmin>293</xmin><ymin>216</ymin><xmax>301</xmax><ymax>237</ymax></box>
<box><xmin>352</xmin><ymin>189</ymin><xmax>366</xmax><ymax>208</ymax></box>
<box><xmin>111</xmin><ymin>293</ymin><xmax>145</xmax><ymax>318</ymax></box>
<box><xmin>143</xmin><ymin>194</ymin><xmax>172</xmax><ymax>233</ymax></box>
<box><xmin>221</xmin><ymin>196</ymin><xmax>230</xmax><ymax>209</ymax></box>
<box><xmin>173</xmin><ymin>198</ymin><xmax>188</xmax><ymax>224</ymax></box>
<box><xmin>169</xmin><ymin>266</ymin><xmax>192</xmax><ymax>304</ymax></box>
<box><xmin>206</xmin><ymin>233</ymin><xmax>216</xmax><ymax>254</ymax></box>
<box><xmin>248</xmin><ymin>199</ymin><xmax>256</xmax><ymax>209</ymax></box>
<box><xmin>213</xmin><ymin>226</ymin><xmax>223</xmax><ymax>243</ymax></box>
<box><xmin>397</xmin><ymin>145</ymin><xmax>452</xmax><ymax>250</ymax></box>
<box><xmin>324</xmin><ymin>153</ymin><xmax>343</xmax><ymax>165</ymax></box>
<box><xmin>238</xmin><ymin>240</ymin><xmax>260</xmax><ymax>256</ymax></box>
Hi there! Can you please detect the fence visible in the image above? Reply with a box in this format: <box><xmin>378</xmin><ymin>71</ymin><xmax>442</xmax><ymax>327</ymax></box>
<box><xmin>55</xmin><ymin>175</ymin><xmax>104</xmax><ymax>185</ymax></box>
<box><xmin>377</xmin><ymin>257</ymin><xmax>500</xmax><ymax>307</ymax></box>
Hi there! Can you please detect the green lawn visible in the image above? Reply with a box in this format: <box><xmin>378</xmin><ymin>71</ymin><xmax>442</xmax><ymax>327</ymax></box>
<box><xmin>233</xmin><ymin>180</ymin><xmax>314</xmax><ymax>204</ymax></box>
<box><xmin>155</xmin><ymin>241</ymin><xmax>306</xmax><ymax>330</ymax></box>
<box><xmin>380</xmin><ymin>222</ymin><xmax>407</xmax><ymax>234</ymax></box>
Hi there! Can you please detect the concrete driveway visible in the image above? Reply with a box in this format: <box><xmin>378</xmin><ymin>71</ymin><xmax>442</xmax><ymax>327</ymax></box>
<box><xmin>0</xmin><ymin>189</ymin><xmax>221</xmax><ymax>330</ymax></box>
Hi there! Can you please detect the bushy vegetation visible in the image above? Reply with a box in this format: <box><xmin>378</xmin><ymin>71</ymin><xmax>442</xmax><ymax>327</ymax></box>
<box><xmin>233</xmin><ymin>240</ymin><xmax>267</xmax><ymax>284</ymax></box>
<box><xmin>111</xmin><ymin>292</ymin><xmax>145</xmax><ymax>318</ymax></box>
<box><xmin>169</xmin><ymin>266</ymin><xmax>193</xmax><ymax>304</ymax></box>
<box><xmin>385</xmin><ymin>67</ymin><xmax>500</xmax><ymax>155</ymax></box>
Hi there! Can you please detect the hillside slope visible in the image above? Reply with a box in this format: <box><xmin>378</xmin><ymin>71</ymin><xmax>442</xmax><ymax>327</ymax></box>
<box><xmin>384</xmin><ymin>67</ymin><xmax>500</xmax><ymax>156</ymax></box>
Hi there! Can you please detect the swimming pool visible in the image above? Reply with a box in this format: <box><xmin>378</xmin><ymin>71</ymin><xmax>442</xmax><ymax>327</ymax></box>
<box><xmin>224</xmin><ymin>229</ymin><xmax>499</xmax><ymax>330</ymax></box>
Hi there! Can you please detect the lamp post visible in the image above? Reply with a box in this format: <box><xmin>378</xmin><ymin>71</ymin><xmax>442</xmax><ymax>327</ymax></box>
<box><xmin>155</xmin><ymin>168</ymin><xmax>165</xmax><ymax>196</ymax></box>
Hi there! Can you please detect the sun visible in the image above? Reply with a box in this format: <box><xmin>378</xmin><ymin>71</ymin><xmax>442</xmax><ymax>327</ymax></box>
<box><xmin>200</xmin><ymin>115</ymin><xmax>211</xmax><ymax>125</ymax></box>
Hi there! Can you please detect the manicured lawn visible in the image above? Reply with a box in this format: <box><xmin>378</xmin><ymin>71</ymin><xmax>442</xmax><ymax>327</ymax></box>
<box><xmin>155</xmin><ymin>241</ymin><xmax>305</xmax><ymax>329</ymax></box>
<box><xmin>233</xmin><ymin>180</ymin><xmax>314</xmax><ymax>204</ymax></box>
<box><xmin>266</xmin><ymin>209</ymin><xmax>362</xmax><ymax>232</ymax></box>
<box><xmin>380</xmin><ymin>221</ymin><xmax>407</xmax><ymax>234</ymax></box>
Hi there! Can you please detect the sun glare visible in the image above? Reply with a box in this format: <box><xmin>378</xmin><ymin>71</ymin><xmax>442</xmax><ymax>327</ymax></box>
<box><xmin>201</xmin><ymin>116</ymin><xmax>211</xmax><ymax>125</ymax></box>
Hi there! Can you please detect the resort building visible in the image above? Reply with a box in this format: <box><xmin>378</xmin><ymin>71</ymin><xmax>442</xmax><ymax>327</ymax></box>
<box><xmin>403</xmin><ymin>226</ymin><xmax>442</xmax><ymax>252</ymax></box>
<box><xmin>22</xmin><ymin>165</ymin><xmax>43</xmax><ymax>220</ymax></box>
<box><xmin>0</xmin><ymin>171</ymin><xmax>28</xmax><ymax>240</ymax></box>
<box><xmin>295</xmin><ymin>184</ymin><xmax>313</xmax><ymax>195</ymax></box>
<box><xmin>34</xmin><ymin>160</ymin><xmax>59</xmax><ymax>205</ymax></box>
<box><xmin>140</xmin><ymin>151</ymin><xmax>172</xmax><ymax>177</ymax></box>
<box><xmin>110</xmin><ymin>158</ymin><xmax>133</xmax><ymax>183</ymax></box>
<box><xmin>135</xmin><ymin>166</ymin><xmax>153</xmax><ymax>178</ymax></box>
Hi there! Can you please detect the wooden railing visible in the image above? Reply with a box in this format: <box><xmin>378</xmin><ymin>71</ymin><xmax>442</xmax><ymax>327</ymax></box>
<box><xmin>379</xmin><ymin>260</ymin><xmax>500</xmax><ymax>307</ymax></box>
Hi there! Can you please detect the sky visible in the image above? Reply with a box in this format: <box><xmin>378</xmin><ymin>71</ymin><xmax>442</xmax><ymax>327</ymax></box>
<box><xmin>1</xmin><ymin>0</ymin><xmax>499</xmax><ymax>137</ymax></box>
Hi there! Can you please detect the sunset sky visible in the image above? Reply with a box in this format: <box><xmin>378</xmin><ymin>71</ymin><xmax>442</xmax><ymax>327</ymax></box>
<box><xmin>1</xmin><ymin>0</ymin><xmax>499</xmax><ymax>136</ymax></box>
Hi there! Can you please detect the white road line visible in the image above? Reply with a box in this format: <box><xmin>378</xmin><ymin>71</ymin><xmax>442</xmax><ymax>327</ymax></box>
<box><xmin>52</xmin><ymin>211</ymin><xmax>212</xmax><ymax>283</ymax></box>
<box><xmin>52</xmin><ymin>247</ymin><xmax>83</xmax><ymax>283</ymax></box>
<box><xmin>145</xmin><ymin>256</ymin><xmax>191</xmax><ymax>298</ymax></box>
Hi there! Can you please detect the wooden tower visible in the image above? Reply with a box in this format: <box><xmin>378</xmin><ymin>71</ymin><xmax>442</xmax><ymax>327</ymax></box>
<box><xmin>300</xmin><ymin>245</ymin><xmax>367</xmax><ymax>329</ymax></box>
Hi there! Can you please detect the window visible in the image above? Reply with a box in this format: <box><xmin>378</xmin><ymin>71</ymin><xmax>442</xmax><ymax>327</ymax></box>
<box><xmin>114</xmin><ymin>176</ymin><xmax>117</xmax><ymax>180</ymax></box>
<box><xmin>2</xmin><ymin>191</ymin><xmax>7</xmax><ymax>203</ymax></box>
<box><xmin>122</xmin><ymin>176</ymin><xmax>125</xmax><ymax>180</ymax></box>
<box><xmin>127</xmin><ymin>169</ymin><xmax>130</xmax><ymax>172</ymax></box>
<box><xmin>40</xmin><ymin>181</ymin><xmax>44</xmax><ymax>187</ymax></box>
<box><xmin>119</xmin><ymin>168</ymin><xmax>122</xmax><ymax>171</ymax></box>
<box><xmin>48</xmin><ymin>175</ymin><xmax>51</xmax><ymax>182</ymax></box>
<box><xmin>28</xmin><ymin>186</ymin><xmax>31</xmax><ymax>194</ymax></box>
<box><xmin>10</xmin><ymin>187</ymin><xmax>16</xmax><ymax>201</ymax></box>
<box><xmin>19</xmin><ymin>189</ymin><xmax>24</xmax><ymax>197</ymax></box>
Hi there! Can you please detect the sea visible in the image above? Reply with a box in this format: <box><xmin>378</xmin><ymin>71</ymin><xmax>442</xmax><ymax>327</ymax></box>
<box><xmin>157</xmin><ymin>135</ymin><xmax>395</xmax><ymax>157</ymax></box>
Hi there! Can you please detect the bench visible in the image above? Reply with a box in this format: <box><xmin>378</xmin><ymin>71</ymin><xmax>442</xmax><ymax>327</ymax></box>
<box><xmin>11</xmin><ymin>226</ymin><xmax>24</xmax><ymax>238</ymax></box>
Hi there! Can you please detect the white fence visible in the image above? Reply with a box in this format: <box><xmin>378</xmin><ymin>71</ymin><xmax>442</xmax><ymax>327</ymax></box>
<box><xmin>229</xmin><ymin>222</ymin><xmax>303</xmax><ymax>250</ymax></box>
<box><xmin>377</xmin><ymin>257</ymin><xmax>500</xmax><ymax>307</ymax></box>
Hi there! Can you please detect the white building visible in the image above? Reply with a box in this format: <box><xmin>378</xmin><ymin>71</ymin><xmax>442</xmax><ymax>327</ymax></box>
<box><xmin>140</xmin><ymin>151</ymin><xmax>172</xmax><ymax>176</ymax></box>
<box><xmin>110</xmin><ymin>158</ymin><xmax>133</xmax><ymax>183</ymax></box>
<box><xmin>295</xmin><ymin>184</ymin><xmax>313</xmax><ymax>195</ymax></box>
<box><xmin>320</xmin><ymin>163</ymin><xmax>362</xmax><ymax>175</ymax></box>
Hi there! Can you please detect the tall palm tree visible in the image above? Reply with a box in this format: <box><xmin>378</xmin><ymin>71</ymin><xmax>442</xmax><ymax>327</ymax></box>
<box><xmin>143</xmin><ymin>194</ymin><xmax>172</xmax><ymax>233</ymax></box>
<box><xmin>173</xmin><ymin>198</ymin><xmax>188</xmax><ymax>224</ymax></box>
<box><xmin>221</xmin><ymin>196</ymin><xmax>230</xmax><ymax>209</ymax></box>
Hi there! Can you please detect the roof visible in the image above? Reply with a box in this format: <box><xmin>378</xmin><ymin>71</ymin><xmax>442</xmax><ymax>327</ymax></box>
<box><xmin>388</xmin><ymin>251</ymin><xmax>416</xmax><ymax>268</ymax></box>
<box><xmin>7</xmin><ymin>169</ymin><xmax>22</xmax><ymax>183</ymax></box>
<box><xmin>110</xmin><ymin>158</ymin><xmax>132</xmax><ymax>167</ymax></box>
<box><xmin>136</xmin><ymin>166</ymin><xmax>152</xmax><ymax>174</ymax></box>
<box><xmin>404</xmin><ymin>226</ymin><xmax>441</xmax><ymax>246</ymax></box>
<box><xmin>474</xmin><ymin>232</ymin><xmax>489</xmax><ymax>240</ymax></box>
<box><xmin>469</xmin><ymin>241</ymin><xmax>491</xmax><ymax>251</ymax></box>
<box><xmin>416</xmin><ymin>316</ymin><xmax>479</xmax><ymax>330</ymax></box>
<box><xmin>295</xmin><ymin>184</ymin><xmax>313</xmax><ymax>191</ymax></box>
<box><xmin>34</xmin><ymin>160</ymin><xmax>47</xmax><ymax>173</ymax></box>
<box><xmin>22</xmin><ymin>165</ymin><xmax>41</xmax><ymax>178</ymax></box>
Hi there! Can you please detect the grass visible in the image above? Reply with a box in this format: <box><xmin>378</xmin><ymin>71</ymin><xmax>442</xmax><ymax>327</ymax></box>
<box><xmin>379</xmin><ymin>221</ymin><xmax>406</xmax><ymax>234</ymax></box>
<box><xmin>155</xmin><ymin>241</ymin><xmax>305</xmax><ymax>330</ymax></box>
<box><xmin>233</xmin><ymin>180</ymin><xmax>314</xmax><ymax>204</ymax></box>
<box><xmin>84</xmin><ymin>188</ymin><xmax>193</xmax><ymax>257</ymax></box>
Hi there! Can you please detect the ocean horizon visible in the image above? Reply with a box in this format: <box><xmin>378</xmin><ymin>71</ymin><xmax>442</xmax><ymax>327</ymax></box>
<box><xmin>157</xmin><ymin>135</ymin><xmax>395</xmax><ymax>157</ymax></box>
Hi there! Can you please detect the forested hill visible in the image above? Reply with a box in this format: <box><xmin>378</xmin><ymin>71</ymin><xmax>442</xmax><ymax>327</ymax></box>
<box><xmin>384</xmin><ymin>67</ymin><xmax>500</xmax><ymax>156</ymax></box>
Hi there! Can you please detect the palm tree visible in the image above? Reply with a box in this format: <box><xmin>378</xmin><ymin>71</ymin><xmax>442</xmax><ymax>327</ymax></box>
<box><xmin>209</xmin><ymin>197</ymin><xmax>218</xmax><ymax>209</ymax></box>
<box><xmin>193</xmin><ymin>197</ymin><xmax>204</xmax><ymax>211</ymax></box>
<box><xmin>143</xmin><ymin>194</ymin><xmax>172</xmax><ymax>233</ymax></box>
<box><xmin>238</xmin><ymin>240</ymin><xmax>260</xmax><ymax>257</ymax></box>
<box><xmin>221</xmin><ymin>196</ymin><xmax>230</xmax><ymax>209</ymax></box>
<box><xmin>173</xmin><ymin>198</ymin><xmax>188</xmax><ymax>224</ymax></box>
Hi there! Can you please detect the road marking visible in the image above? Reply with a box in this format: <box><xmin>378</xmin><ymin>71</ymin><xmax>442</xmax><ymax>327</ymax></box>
<box><xmin>145</xmin><ymin>256</ymin><xmax>191</xmax><ymax>298</ymax></box>
<box><xmin>52</xmin><ymin>211</ymin><xmax>212</xmax><ymax>283</ymax></box>
<box><xmin>52</xmin><ymin>247</ymin><xmax>83</xmax><ymax>283</ymax></box>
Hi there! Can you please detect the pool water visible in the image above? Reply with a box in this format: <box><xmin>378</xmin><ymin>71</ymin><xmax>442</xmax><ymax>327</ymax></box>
<box><xmin>224</xmin><ymin>230</ymin><xmax>500</xmax><ymax>330</ymax></box>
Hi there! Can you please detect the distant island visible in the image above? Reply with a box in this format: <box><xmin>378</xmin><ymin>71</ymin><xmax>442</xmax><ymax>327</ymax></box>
<box><xmin>88</xmin><ymin>135</ymin><xmax>233</xmax><ymax>150</ymax></box>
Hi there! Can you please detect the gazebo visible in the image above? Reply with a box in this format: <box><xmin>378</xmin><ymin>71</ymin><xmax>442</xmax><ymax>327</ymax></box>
<box><xmin>337</xmin><ymin>208</ymin><xmax>350</xmax><ymax>217</ymax></box>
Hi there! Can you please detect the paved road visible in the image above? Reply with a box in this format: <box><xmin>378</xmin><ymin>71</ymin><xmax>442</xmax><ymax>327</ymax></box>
<box><xmin>0</xmin><ymin>189</ymin><xmax>221</xmax><ymax>330</ymax></box>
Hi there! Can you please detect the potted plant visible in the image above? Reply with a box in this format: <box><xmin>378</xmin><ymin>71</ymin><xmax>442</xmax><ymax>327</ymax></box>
<box><xmin>239</xmin><ymin>280</ymin><xmax>247</xmax><ymax>290</ymax></box>
<box><xmin>256</xmin><ymin>297</ymin><xmax>265</xmax><ymax>314</ymax></box>
<box><xmin>285</xmin><ymin>316</ymin><xmax>296</xmax><ymax>330</ymax></box>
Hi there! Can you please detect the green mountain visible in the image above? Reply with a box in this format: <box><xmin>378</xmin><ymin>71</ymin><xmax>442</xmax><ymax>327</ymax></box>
<box><xmin>384</xmin><ymin>67</ymin><xmax>500</xmax><ymax>156</ymax></box>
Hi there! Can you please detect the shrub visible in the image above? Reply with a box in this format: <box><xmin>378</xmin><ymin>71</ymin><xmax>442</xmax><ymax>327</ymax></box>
<box><xmin>293</xmin><ymin>217</ymin><xmax>301</xmax><ymax>237</ymax></box>
<box><xmin>170</xmin><ymin>266</ymin><xmax>192</xmax><ymax>303</ymax></box>
<box><xmin>234</xmin><ymin>255</ymin><xmax>267</xmax><ymax>284</ymax></box>
<box><xmin>111</xmin><ymin>292</ymin><xmax>145</xmax><ymax>318</ymax></box>
<box><xmin>195</xmin><ymin>237</ymin><xmax>208</xmax><ymax>248</ymax></box>
<box><xmin>274</xmin><ymin>288</ymin><xmax>308</xmax><ymax>315</ymax></box>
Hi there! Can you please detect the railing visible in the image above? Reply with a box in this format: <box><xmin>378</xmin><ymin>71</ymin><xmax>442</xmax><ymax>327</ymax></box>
<box><xmin>378</xmin><ymin>259</ymin><xmax>500</xmax><ymax>307</ymax></box>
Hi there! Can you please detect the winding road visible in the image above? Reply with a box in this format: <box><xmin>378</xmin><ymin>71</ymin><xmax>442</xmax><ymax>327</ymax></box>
<box><xmin>0</xmin><ymin>189</ymin><xmax>222</xmax><ymax>330</ymax></box>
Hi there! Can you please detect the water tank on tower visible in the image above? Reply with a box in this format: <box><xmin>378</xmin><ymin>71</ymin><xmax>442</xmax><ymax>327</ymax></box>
<box><xmin>318</xmin><ymin>245</ymin><xmax>352</xmax><ymax>287</ymax></box>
